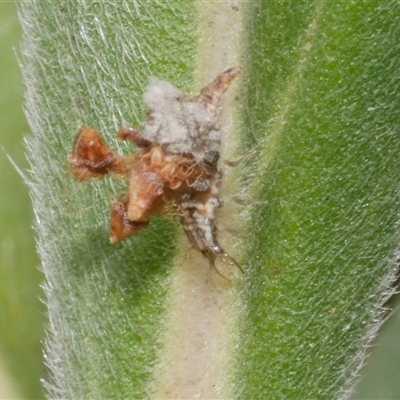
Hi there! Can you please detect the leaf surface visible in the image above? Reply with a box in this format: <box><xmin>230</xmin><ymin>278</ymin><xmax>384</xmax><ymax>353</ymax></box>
<box><xmin>20</xmin><ymin>1</ymin><xmax>400</xmax><ymax>398</ymax></box>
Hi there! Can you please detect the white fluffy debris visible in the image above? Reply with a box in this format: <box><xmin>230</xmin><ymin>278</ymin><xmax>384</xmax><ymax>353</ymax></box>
<box><xmin>141</xmin><ymin>79</ymin><xmax>220</xmax><ymax>163</ymax></box>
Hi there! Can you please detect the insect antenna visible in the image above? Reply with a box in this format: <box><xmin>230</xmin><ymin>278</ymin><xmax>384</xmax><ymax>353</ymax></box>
<box><xmin>206</xmin><ymin>252</ymin><xmax>231</xmax><ymax>282</ymax></box>
<box><xmin>205</xmin><ymin>245</ymin><xmax>244</xmax><ymax>279</ymax></box>
<box><xmin>224</xmin><ymin>147</ymin><xmax>259</xmax><ymax>168</ymax></box>
<box><xmin>217</xmin><ymin>224</ymin><xmax>255</xmax><ymax>244</ymax></box>
<box><xmin>221</xmin><ymin>251</ymin><xmax>244</xmax><ymax>274</ymax></box>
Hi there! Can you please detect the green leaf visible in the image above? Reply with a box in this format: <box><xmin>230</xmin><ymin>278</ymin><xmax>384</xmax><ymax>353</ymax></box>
<box><xmin>19</xmin><ymin>1</ymin><xmax>400</xmax><ymax>398</ymax></box>
<box><xmin>238</xmin><ymin>2</ymin><xmax>400</xmax><ymax>398</ymax></box>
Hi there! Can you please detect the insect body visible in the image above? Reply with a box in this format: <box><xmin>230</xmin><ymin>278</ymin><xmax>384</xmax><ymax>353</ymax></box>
<box><xmin>179</xmin><ymin>175</ymin><xmax>243</xmax><ymax>275</ymax></box>
<box><xmin>68</xmin><ymin>67</ymin><xmax>243</xmax><ymax>275</ymax></box>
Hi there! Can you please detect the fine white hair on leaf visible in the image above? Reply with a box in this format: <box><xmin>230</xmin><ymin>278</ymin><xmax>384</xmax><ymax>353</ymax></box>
<box><xmin>18</xmin><ymin>1</ymin><xmax>203</xmax><ymax>398</ymax></box>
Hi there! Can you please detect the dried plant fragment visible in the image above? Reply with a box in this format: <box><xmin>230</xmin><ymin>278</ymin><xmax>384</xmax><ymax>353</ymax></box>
<box><xmin>68</xmin><ymin>127</ymin><xmax>124</xmax><ymax>181</ymax></box>
<box><xmin>68</xmin><ymin>67</ymin><xmax>243</xmax><ymax>276</ymax></box>
<box><xmin>110</xmin><ymin>201</ymin><xmax>148</xmax><ymax>244</ymax></box>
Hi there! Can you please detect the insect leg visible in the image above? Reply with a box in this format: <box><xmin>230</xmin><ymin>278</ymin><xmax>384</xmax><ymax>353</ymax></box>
<box><xmin>117</xmin><ymin>126</ymin><xmax>153</xmax><ymax>148</ymax></box>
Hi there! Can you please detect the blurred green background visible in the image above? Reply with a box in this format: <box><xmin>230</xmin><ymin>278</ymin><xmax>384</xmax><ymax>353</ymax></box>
<box><xmin>1</xmin><ymin>2</ymin><xmax>400</xmax><ymax>399</ymax></box>
<box><xmin>0</xmin><ymin>2</ymin><xmax>44</xmax><ymax>399</ymax></box>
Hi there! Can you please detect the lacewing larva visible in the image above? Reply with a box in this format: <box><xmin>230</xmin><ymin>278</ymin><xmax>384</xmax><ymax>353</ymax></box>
<box><xmin>68</xmin><ymin>67</ymin><xmax>243</xmax><ymax>277</ymax></box>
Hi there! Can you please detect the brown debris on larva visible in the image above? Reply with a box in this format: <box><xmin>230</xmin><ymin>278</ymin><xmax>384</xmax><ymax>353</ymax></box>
<box><xmin>68</xmin><ymin>67</ymin><xmax>243</xmax><ymax>278</ymax></box>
